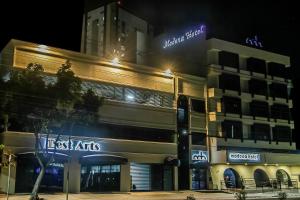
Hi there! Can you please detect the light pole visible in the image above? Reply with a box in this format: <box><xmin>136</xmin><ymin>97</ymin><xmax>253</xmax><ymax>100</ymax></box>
<box><xmin>5</xmin><ymin>153</ymin><xmax>16</xmax><ymax>200</ymax></box>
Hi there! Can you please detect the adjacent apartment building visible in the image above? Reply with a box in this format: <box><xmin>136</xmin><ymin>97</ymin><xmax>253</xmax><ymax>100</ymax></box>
<box><xmin>0</xmin><ymin>0</ymin><xmax>299</xmax><ymax>194</ymax></box>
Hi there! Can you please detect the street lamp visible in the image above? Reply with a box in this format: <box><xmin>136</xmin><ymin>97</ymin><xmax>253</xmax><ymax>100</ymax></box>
<box><xmin>112</xmin><ymin>57</ymin><xmax>120</xmax><ymax>65</ymax></box>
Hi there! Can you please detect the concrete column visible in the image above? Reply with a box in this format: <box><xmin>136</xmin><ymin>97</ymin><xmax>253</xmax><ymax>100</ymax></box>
<box><xmin>0</xmin><ymin>164</ymin><xmax>16</xmax><ymax>194</ymax></box>
<box><xmin>189</xmin><ymin>169</ymin><xmax>193</xmax><ymax>190</ymax></box>
<box><xmin>173</xmin><ymin>166</ymin><xmax>178</xmax><ymax>191</ymax></box>
<box><xmin>120</xmin><ymin>163</ymin><xmax>130</xmax><ymax>192</ymax></box>
<box><xmin>64</xmin><ymin>158</ymin><xmax>81</xmax><ymax>193</ymax></box>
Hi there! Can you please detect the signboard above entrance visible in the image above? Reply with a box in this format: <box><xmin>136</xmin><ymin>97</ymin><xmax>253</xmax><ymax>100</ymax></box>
<box><xmin>191</xmin><ymin>150</ymin><xmax>208</xmax><ymax>164</ymax></box>
<box><xmin>228</xmin><ymin>151</ymin><xmax>261</xmax><ymax>163</ymax></box>
<box><xmin>47</xmin><ymin>138</ymin><xmax>101</xmax><ymax>152</ymax></box>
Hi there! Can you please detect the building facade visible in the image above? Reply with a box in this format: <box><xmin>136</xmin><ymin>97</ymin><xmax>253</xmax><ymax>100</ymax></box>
<box><xmin>0</xmin><ymin>1</ymin><xmax>300</xmax><ymax>194</ymax></box>
<box><xmin>206</xmin><ymin>38</ymin><xmax>300</xmax><ymax>190</ymax></box>
<box><xmin>0</xmin><ymin>39</ymin><xmax>206</xmax><ymax>193</ymax></box>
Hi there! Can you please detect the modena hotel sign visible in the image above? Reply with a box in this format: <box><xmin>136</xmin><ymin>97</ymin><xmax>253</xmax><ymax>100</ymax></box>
<box><xmin>47</xmin><ymin>138</ymin><xmax>101</xmax><ymax>152</ymax></box>
<box><xmin>228</xmin><ymin>151</ymin><xmax>261</xmax><ymax>163</ymax></box>
<box><xmin>162</xmin><ymin>25</ymin><xmax>205</xmax><ymax>49</ymax></box>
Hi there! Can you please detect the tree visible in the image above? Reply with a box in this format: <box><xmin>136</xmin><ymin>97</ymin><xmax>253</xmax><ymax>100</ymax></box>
<box><xmin>0</xmin><ymin>60</ymin><xmax>103</xmax><ymax>200</ymax></box>
<box><xmin>28</xmin><ymin>60</ymin><xmax>102</xmax><ymax>200</ymax></box>
<box><xmin>28</xmin><ymin>60</ymin><xmax>82</xmax><ymax>200</ymax></box>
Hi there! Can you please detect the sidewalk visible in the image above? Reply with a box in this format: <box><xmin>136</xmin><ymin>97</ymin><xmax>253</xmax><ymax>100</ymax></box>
<box><xmin>1</xmin><ymin>190</ymin><xmax>300</xmax><ymax>200</ymax></box>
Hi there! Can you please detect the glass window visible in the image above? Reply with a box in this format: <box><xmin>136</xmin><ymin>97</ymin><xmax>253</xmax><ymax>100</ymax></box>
<box><xmin>191</xmin><ymin>99</ymin><xmax>205</xmax><ymax>113</ymax></box>
<box><xmin>121</xmin><ymin>21</ymin><xmax>126</xmax><ymax>34</ymax></box>
<box><xmin>247</xmin><ymin>57</ymin><xmax>266</xmax><ymax>74</ymax></box>
<box><xmin>101</xmin><ymin>165</ymin><xmax>110</xmax><ymax>173</ymax></box>
<box><xmin>222</xmin><ymin>120</ymin><xmax>242</xmax><ymax>139</ymax></box>
<box><xmin>219</xmin><ymin>51</ymin><xmax>239</xmax><ymax>68</ymax></box>
<box><xmin>223</xmin><ymin>96</ymin><xmax>241</xmax><ymax>114</ymax></box>
<box><xmin>192</xmin><ymin>132</ymin><xmax>206</xmax><ymax>145</ymax></box>
<box><xmin>251</xmin><ymin>123</ymin><xmax>270</xmax><ymax>140</ymax></box>
<box><xmin>219</xmin><ymin>73</ymin><xmax>240</xmax><ymax>92</ymax></box>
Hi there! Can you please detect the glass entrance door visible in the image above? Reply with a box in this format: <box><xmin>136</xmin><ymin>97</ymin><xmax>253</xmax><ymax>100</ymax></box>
<box><xmin>192</xmin><ymin>168</ymin><xmax>207</xmax><ymax>190</ymax></box>
<box><xmin>81</xmin><ymin>164</ymin><xmax>120</xmax><ymax>192</ymax></box>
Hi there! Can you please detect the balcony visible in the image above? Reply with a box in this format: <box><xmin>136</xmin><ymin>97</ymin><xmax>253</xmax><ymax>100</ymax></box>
<box><xmin>190</xmin><ymin>111</ymin><xmax>206</xmax><ymax>132</ymax></box>
<box><xmin>213</xmin><ymin>137</ymin><xmax>296</xmax><ymax>150</ymax></box>
<box><xmin>99</xmin><ymin>99</ymin><xmax>176</xmax><ymax>130</ymax></box>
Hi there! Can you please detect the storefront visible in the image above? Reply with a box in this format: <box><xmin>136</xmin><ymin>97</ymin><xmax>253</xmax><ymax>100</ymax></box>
<box><xmin>15</xmin><ymin>152</ymin><xmax>67</xmax><ymax>193</ymax></box>
<box><xmin>210</xmin><ymin>150</ymin><xmax>300</xmax><ymax>190</ymax></box>
<box><xmin>190</xmin><ymin>150</ymin><xmax>209</xmax><ymax>190</ymax></box>
<box><xmin>0</xmin><ymin>132</ymin><xmax>178</xmax><ymax>194</ymax></box>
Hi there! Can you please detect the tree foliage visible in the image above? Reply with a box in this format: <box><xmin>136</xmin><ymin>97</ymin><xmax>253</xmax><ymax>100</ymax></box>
<box><xmin>0</xmin><ymin>60</ymin><xmax>103</xmax><ymax>200</ymax></box>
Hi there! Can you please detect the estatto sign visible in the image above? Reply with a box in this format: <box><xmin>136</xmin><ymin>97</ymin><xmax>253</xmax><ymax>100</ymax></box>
<box><xmin>47</xmin><ymin>138</ymin><xmax>101</xmax><ymax>152</ymax></box>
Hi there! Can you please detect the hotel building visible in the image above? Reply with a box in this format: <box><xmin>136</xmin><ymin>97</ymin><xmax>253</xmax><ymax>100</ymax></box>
<box><xmin>0</xmin><ymin>0</ymin><xmax>299</xmax><ymax>194</ymax></box>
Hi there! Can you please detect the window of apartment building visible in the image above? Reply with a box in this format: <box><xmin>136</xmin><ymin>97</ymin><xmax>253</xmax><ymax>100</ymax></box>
<box><xmin>121</xmin><ymin>21</ymin><xmax>126</xmax><ymax>34</ymax></box>
<box><xmin>81</xmin><ymin>81</ymin><xmax>173</xmax><ymax>108</ymax></box>
<box><xmin>191</xmin><ymin>132</ymin><xmax>206</xmax><ymax>145</ymax></box>
<box><xmin>272</xmin><ymin>126</ymin><xmax>291</xmax><ymax>142</ymax></box>
<box><xmin>223</xmin><ymin>96</ymin><xmax>241</xmax><ymax>114</ymax></box>
<box><xmin>248</xmin><ymin>79</ymin><xmax>268</xmax><ymax>96</ymax></box>
<box><xmin>250</xmin><ymin>101</ymin><xmax>269</xmax><ymax>118</ymax></box>
<box><xmin>269</xmin><ymin>83</ymin><xmax>288</xmax><ymax>99</ymax></box>
<box><xmin>271</xmin><ymin>104</ymin><xmax>290</xmax><ymax>120</ymax></box>
<box><xmin>268</xmin><ymin>62</ymin><xmax>286</xmax><ymax>79</ymax></box>
<box><xmin>222</xmin><ymin>120</ymin><xmax>242</xmax><ymax>139</ymax></box>
<box><xmin>71</xmin><ymin>123</ymin><xmax>175</xmax><ymax>143</ymax></box>
<box><xmin>191</xmin><ymin>99</ymin><xmax>205</xmax><ymax>113</ymax></box>
<box><xmin>219</xmin><ymin>73</ymin><xmax>240</xmax><ymax>92</ymax></box>
<box><xmin>91</xmin><ymin>19</ymin><xmax>99</xmax><ymax>55</ymax></box>
<box><xmin>246</xmin><ymin>57</ymin><xmax>266</xmax><ymax>75</ymax></box>
<box><xmin>251</xmin><ymin>123</ymin><xmax>270</xmax><ymax>141</ymax></box>
<box><xmin>218</xmin><ymin>51</ymin><xmax>239</xmax><ymax>68</ymax></box>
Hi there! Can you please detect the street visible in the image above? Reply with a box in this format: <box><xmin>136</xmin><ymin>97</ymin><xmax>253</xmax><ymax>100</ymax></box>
<box><xmin>2</xmin><ymin>191</ymin><xmax>300</xmax><ymax>200</ymax></box>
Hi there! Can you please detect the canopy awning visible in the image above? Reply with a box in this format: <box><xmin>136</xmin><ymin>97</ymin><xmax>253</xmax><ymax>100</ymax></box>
<box><xmin>164</xmin><ymin>156</ymin><xmax>180</xmax><ymax>166</ymax></box>
<box><xmin>79</xmin><ymin>154</ymin><xmax>128</xmax><ymax>165</ymax></box>
<box><xmin>17</xmin><ymin>151</ymin><xmax>69</xmax><ymax>163</ymax></box>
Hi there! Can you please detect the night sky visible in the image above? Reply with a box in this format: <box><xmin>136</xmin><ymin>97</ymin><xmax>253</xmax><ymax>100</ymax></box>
<box><xmin>0</xmin><ymin>0</ymin><xmax>299</xmax><ymax>148</ymax></box>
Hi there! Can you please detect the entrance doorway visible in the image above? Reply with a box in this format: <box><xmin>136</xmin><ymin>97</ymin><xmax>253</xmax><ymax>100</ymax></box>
<box><xmin>192</xmin><ymin>168</ymin><xmax>207</xmax><ymax>190</ymax></box>
<box><xmin>224</xmin><ymin>168</ymin><xmax>242</xmax><ymax>189</ymax></box>
<box><xmin>276</xmin><ymin>169</ymin><xmax>292</xmax><ymax>188</ymax></box>
<box><xmin>254</xmin><ymin>169</ymin><xmax>270</xmax><ymax>187</ymax></box>
<box><xmin>15</xmin><ymin>154</ymin><xmax>65</xmax><ymax>193</ymax></box>
<box><xmin>80</xmin><ymin>164</ymin><xmax>120</xmax><ymax>192</ymax></box>
<box><xmin>130</xmin><ymin>163</ymin><xmax>173</xmax><ymax>191</ymax></box>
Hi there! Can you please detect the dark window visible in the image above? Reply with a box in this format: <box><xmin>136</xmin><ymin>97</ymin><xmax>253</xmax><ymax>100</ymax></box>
<box><xmin>269</xmin><ymin>83</ymin><xmax>288</xmax><ymax>99</ymax></box>
<box><xmin>67</xmin><ymin>123</ymin><xmax>175</xmax><ymax>143</ymax></box>
<box><xmin>219</xmin><ymin>73</ymin><xmax>240</xmax><ymax>92</ymax></box>
<box><xmin>272</xmin><ymin>126</ymin><xmax>291</xmax><ymax>142</ymax></box>
<box><xmin>91</xmin><ymin>19</ymin><xmax>99</xmax><ymax>55</ymax></box>
<box><xmin>250</xmin><ymin>101</ymin><xmax>269</xmax><ymax>118</ymax></box>
<box><xmin>249</xmin><ymin>79</ymin><xmax>268</xmax><ymax>96</ymax></box>
<box><xmin>271</xmin><ymin>104</ymin><xmax>290</xmax><ymax>120</ymax></box>
<box><xmin>268</xmin><ymin>62</ymin><xmax>286</xmax><ymax>78</ymax></box>
<box><xmin>191</xmin><ymin>99</ymin><xmax>205</xmax><ymax>113</ymax></box>
<box><xmin>251</xmin><ymin>123</ymin><xmax>270</xmax><ymax>141</ymax></box>
<box><xmin>223</xmin><ymin>96</ymin><xmax>241</xmax><ymax>114</ymax></box>
<box><xmin>247</xmin><ymin>57</ymin><xmax>266</xmax><ymax>74</ymax></box>
<box><xmin>191</xmin><ymin>132</ymin><xmax>206</xmax><ymax>145</ymax></box>
<box><xmin>219</xmin><ymin>51</ymin><xmax>239</xmax><ymax>68</ymax></box>
<box><xmin>121</xmin><ymin>21</ymin><xmax>126</xmax><ymax>34</ymax></box>
<box><xmin>222</xmin><ymin>120</ymin><xmax>242</xmax><ymax>139</ymax></box>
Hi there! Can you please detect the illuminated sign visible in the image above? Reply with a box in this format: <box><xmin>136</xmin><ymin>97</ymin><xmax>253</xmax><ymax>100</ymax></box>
<box><xmin>163</xmin><ymin>25</ymin><xmax>205</xmax><ymax>49</ymax></box>
<box><xmin>191</xmin><ymin>150</ymin><xmax>208</xmax><ymax>163</ymax></box>
<box><xmin>228</xmin><ymin>151</ymin><xmax>261</xmax><ymax>163</ymax></box>
<box><xmin>47</xmin><ymin>138</ymin><xmax>101</xmax><ymax>152</ymax></box>
<box><xmin>246</xmin><ymin>35</ymin><xmax>263</xmax><ymax>48</ymax></box>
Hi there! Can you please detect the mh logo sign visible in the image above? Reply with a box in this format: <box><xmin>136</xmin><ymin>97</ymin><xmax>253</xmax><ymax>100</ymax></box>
<box><xmin>191</xmin><ymin>150</ymin><xmax>208</xmax><ymax>163</ymax></box>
